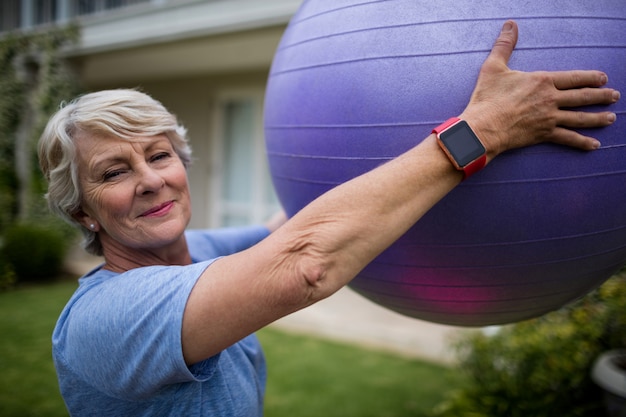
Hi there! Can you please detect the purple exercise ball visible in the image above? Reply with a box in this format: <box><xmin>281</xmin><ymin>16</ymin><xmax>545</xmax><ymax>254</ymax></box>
<box><xmin>264</xmin><ymin>0</ymin><xmax>626</xmax><ymax>326</ymax></box>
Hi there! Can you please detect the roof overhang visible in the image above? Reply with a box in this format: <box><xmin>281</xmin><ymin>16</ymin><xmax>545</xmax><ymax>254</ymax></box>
<box><xmin>66</xmin><ymin>0</ymin><xmax>301</xmax><ymax>86</ymax></box>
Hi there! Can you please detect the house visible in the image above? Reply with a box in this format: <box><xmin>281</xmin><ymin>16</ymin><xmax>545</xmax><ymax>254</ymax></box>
<box><xmin>2</xmin><ymin>0</ymin><xmax>303</xmax><ymax>229</ymax></box>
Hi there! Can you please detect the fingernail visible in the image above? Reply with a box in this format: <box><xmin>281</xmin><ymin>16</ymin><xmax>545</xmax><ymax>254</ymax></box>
<box><xmin>607</xmin><ymin>113</ymin><xmax>617</xmax><ymax>123</ymax></box>
<box><xmin>592</xmin><ymin>140</ymin><xmax>601</xmax><ymax>150</ymax></box>
<box><xmin>613</xmin><ymin>90</ymin><xmax>621</xmax><ymax>102</ymax></box>
<box><xmin>600</xmin><ymin>74</ymin><xmax>608</xmax><ymax>85</ymax></box>
<box><xmin>502</xmin><ymin>21</ymin><xmax>513</xmax><ymax>32</ymax></box>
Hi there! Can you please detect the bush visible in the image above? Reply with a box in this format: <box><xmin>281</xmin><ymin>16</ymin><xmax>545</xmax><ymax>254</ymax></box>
<box><xmin>1</xmin><ymin>222</ymin><xmax>68</xmax><ymax>283</ymax></box>
<box><xmin>434</xmin><ymin>270</ymin><xmax>626</xmax><ymax>417</ymax></box>
<box><xmin>0</xmin><ymin>257</ymin><xmax>16</xmax><ymax>292</ymax></box>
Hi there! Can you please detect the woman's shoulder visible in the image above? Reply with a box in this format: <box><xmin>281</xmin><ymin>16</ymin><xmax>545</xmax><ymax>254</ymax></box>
<box><xmin>52</xmin><ymin>262</ymin><xmax>217</xmax><ymax>397</ymax></box>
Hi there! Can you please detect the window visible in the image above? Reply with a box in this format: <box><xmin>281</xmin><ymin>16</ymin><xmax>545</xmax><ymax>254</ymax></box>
<box><xmin>0</xmin><ymin>0</ymin><xmax>21</xmax><ymax>32</ymax></box>
<box><xmin>1</xmin><ymin>0</ymin><xmax>159</xmax><ymax>33</ymax></box>
<box><xmin>34</xmin><ymin>0</ymin><xmax>57</xmax><ymax>25</ymax></box>
<box><xmin>210</xmin><ymin>91</ymin><xmax>280</xmax><ymax>228</ymax></box>
<box><xmin>74</xmin><ymin>0</ymin><xmax>150</xmax><ymax>16</ymax></box>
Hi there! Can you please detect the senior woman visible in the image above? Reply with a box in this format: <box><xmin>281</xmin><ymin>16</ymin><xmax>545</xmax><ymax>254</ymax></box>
<box><xmin>39</xmin><ymin>21</ymin><xmax>619</xmax><ymax>416</ymax></box>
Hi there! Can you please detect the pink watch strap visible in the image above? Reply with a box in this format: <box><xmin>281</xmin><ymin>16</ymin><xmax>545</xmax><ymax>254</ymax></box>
<box><xmin>432</xmin><ymin>117</ymin><xmax>486</xmax><ymax>180</ymax></box>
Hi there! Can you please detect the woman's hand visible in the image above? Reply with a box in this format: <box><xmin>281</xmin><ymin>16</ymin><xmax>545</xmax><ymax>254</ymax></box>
<box><xmin>461</xmin><ymin>20</ymin><xmax>620</xmax><ymax>161</ymax></box>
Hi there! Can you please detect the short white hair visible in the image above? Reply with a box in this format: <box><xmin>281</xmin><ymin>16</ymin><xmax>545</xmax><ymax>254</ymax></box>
<box><xmin>38</xmin><ymin>89</ymin><xmax>192</xmax><ymax>256</ymax></box>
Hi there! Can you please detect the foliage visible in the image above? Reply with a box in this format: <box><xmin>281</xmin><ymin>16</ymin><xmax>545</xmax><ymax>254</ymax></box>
<box><xmin>0</xmin><ymin>33</ymin><xmax>24</xmax><ymax>234</ymax></box>
<box><xmin>0</xmin><ymin>256</ymin><xmax>17</xmax><ymax>292</ymax></box>
<box><xmin>434</xmin><ymin>270</ymin><xmax>626</xmax><ymax>417</ymax></box>
<box><xmin>0</xmin><ymin>24</ymin><xmax>81</xmax><ymax>234</ymax></box>
<box><xmin>1</xmin><ymin>223</ymin><xmax>68</xmax><ymax>283</ymax></box>
<box><xmin>25</xmin><ymin>25</ymin><xmax>82</xmax><ymax>203</ymax></box>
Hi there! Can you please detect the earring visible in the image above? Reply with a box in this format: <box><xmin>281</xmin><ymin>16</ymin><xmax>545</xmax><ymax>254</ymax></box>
<box><xmin>89</xmin><ymin>224</ymin><xmax>95</xmax><ymax>230</ymax></box>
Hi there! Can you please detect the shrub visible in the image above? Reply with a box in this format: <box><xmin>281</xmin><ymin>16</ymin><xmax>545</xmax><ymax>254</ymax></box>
<box><xmin>1</xmin><ymin>222</ymin><xmax>68</xmax><ymax>283</ymax></box>
<box><xmin>434</xmin><ymin>270</ymin><xmax>626</xmax><ymax>417</ymax></box>
<box><xmin>0</xmin><ymin>256</ymin><xmax>16</xmax><ymax>292</ymax></box>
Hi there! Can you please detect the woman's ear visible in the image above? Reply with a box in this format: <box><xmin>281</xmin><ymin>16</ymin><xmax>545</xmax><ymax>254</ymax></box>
<box><xmin>73</xmin><ymin>210</ymin><xmax>99</xmax><ymax>232</ymax></box>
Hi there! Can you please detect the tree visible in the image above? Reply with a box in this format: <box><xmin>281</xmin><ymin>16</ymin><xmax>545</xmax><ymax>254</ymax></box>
<box><xmin>0</xmin><ymin>24</ymin><xmax>81</xmax><ymax>234</ymax></box>
<box><xmin>0</xmin><ymin>33</ymin><xmax>24</xmax><ymax>233</ymax></box>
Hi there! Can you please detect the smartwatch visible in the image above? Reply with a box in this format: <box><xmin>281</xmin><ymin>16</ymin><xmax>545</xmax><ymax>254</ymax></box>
<box><xmin>432</xmin><ymin>117</ymin><xmax>486</xmax><ymax>179</ymax></box>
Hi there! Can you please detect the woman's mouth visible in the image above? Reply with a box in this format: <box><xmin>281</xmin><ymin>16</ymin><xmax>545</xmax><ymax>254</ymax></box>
<box><xmin>140</xmin><ymin>201</ymin><xmax>174</xmax><ymax>217</ymax></box>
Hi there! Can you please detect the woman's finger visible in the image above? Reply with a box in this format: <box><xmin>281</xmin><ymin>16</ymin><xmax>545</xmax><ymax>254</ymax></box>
<box><xmin>557</xmin><ymin>87</ymin><xmax>621</xmax><ymax>108</ymax></box>
<box><xmin>549</xmin><ymin>126</ymin><xmax>602</xmax><ymax>150</ymax></box>
<box><xmin>550</xmin><ymin>70</ymin><xmax>609</xmax><ymax>90</ymax></box>
<box><xmin>481</xmin><ymin>20</ymin><xmax>518</xmax><ymax>72</ymax></box>
<box><xmin>556</xmin><ymin>109</ymin><xmax>617</xmax><ymax>129</ymax></box>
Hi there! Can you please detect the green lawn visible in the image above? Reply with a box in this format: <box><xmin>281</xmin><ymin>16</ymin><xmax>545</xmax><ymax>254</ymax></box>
<box><xmin>260</xmin><ymin>329</ymin><xmax>465</xmax><ymax>417</ymax></box>
<box><xmin>0</xmin><ymin>280</ymin><xmax>77</xmax><ymax>417</ymax></box>
<box><xmin>0</xmin><ymin>281</ymin><xmax>464</xmax><ymax>417</ymax></box>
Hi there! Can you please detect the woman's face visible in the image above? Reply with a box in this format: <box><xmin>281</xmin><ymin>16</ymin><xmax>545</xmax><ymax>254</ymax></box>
<box><xmin>74</xmin><ymin>133</ymin><xmax>192</xmax><ymax>254</ymax></box>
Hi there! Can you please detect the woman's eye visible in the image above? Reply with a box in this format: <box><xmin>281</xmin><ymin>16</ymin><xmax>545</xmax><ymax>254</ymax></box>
<box><xmin>103</xmin><ymin>170</ymin><xmax>123</xmax><ymax>181</ymax></box>
<box><xmin>151</xmin><ymin>152</ymin><xmax>171</xmax><ymax>162</ymax></box>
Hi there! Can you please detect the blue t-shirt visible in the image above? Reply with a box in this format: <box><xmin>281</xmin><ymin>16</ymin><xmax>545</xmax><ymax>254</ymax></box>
<box><xmin>52</xmin><ymin>226</ymin><xmax>270</xmax><ymax>416</ymax></box>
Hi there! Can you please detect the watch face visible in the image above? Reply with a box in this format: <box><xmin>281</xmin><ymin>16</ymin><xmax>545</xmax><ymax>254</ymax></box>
<box><xmin>439</xmin><ymin>120</ymin><xmax>486</xmax><ymax>167</ymax></box>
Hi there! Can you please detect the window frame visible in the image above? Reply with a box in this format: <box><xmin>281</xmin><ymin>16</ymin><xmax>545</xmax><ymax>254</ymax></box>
<box><xmin>208</xmin><ymin>88</ymin><xmax>279</xmax><ymax>228</ymax></box>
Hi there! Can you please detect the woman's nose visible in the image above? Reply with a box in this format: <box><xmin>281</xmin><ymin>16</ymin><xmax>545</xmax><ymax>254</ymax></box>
<box><xmin>136</xmin><ymin>165</ymin><xmax>165</xmax><ymax>195</ymax></box>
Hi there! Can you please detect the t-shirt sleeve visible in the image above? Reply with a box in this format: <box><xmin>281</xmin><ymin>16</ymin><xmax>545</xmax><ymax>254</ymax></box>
<box><xmin>185</xmin><ymin>225</ymin><xmax>270</xmax><ymax>261</ymax></box>
<box><xmin>58</xmin><ymin>262</ymin><xmax>216</xmax><ymax>401</ymax></box>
